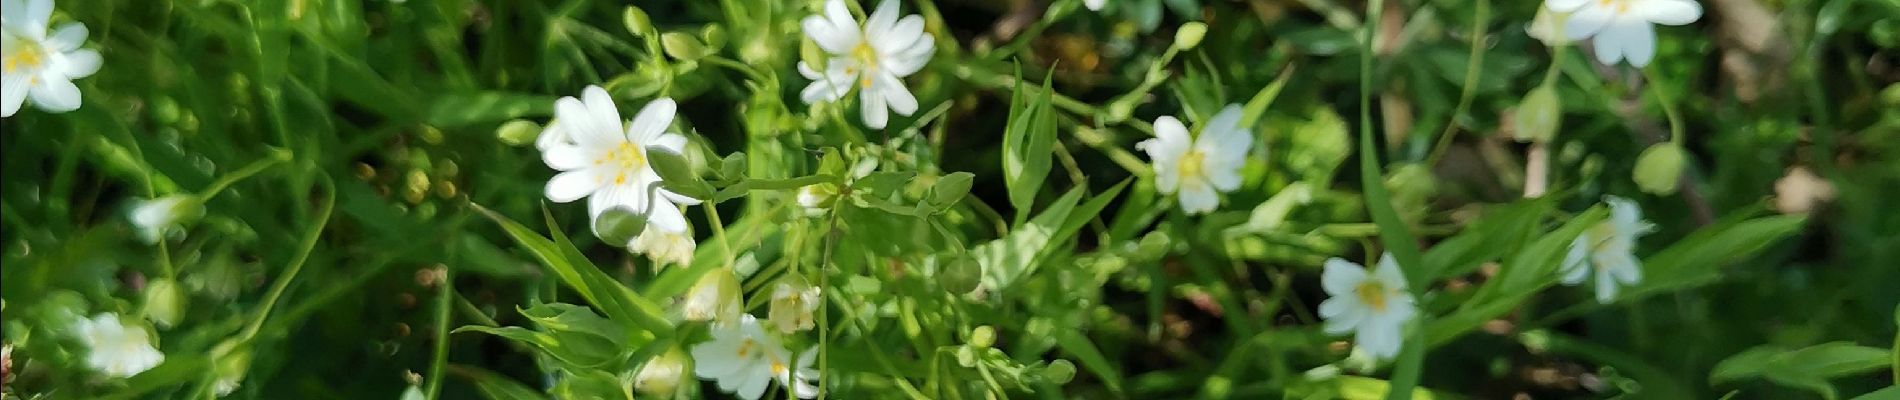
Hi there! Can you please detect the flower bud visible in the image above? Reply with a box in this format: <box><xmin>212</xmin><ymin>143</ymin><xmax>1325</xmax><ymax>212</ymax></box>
<box><xmin>142</xmin><ymin>279</ymin><xmax>188</xmax><ymax>329</ymax></box>
<box><xmin>1633</xmin><ymin>143</ymin><xmax>1686</xmax><ymax>195</ymax></box>
<box><xmin>795</xmin><ymin>183</ymin><xmax>838</xmax><ymax>214</ymax></box>
<box><xmin>633</xmin><ymin>348</ymin><xmax>687</xmax><ymax>398</ymax></box>
<box><xmin>968</xmin><ymin>325</ymin><xmax>996</xmax><ymax>348</ymax></box>
<box><xmin>767</xmin><ymin>274</ymin><xmax>820</xmax><ymax>333</ymax></box>
<box><xmin>622</xmin><ymin>6</ymin><xmax>654</xmax><ymax>38</ymax></box>
<box><xmin>594</xmin><ymin>207</ymin><xmax>648</xmax><ymax>247</ymax></box>
<box><xmin>682</xmin><ymin>267</ymin><xmax>742</xmax><ymax>323</ymax></box>
<box><xmin>130</xmin><ymin>195</ymin><xmax>205</xmax><ymax>243</ymax></box>
<box><xmin>496</xmin><ymin>119</ymin><xmax>542</xmax><ymax>147</ymax></box>
<box><xmin>1172</xmin><ymin>22</ymin><xmax>1208</xmax><ymax>50</ymax></box>
<box><xmin>210</xmin><ymin>339</ymin><xmax>253</xmax><ymax>397</ymax></box>
<box><xmin>630</xmin><ymin>227</ymin><xmax>696</xmax><ymax>268</ymax></box>
<box><xmin>1513</xmin><ymin>85</ymin><xmax>1562</xmax><ymax>143</ymax></box>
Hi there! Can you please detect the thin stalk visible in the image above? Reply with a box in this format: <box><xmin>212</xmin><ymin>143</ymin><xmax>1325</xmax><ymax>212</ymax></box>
<box><xmin>1425</xmin><ymin>0</ymin><xmax>1490</xmax><ymax>166</ymax></box>
<box><xmin>1641</xmin><ymin>67</ymin><xmax>1685</xmax><ymax>145</ymax></box>
<box><xmin>198</xmin><ymin>151</ymin><xmax>291</xmax><ymax>200</ymax></box>
<box><xmin>237</xmin><ymin>175</ymin><xmax>334</xmax><ymax>342</ymax></box>
<box><xmin>425</xmin><ymin>265</ymin><xmax>454</xmax><ymax>400</ymax></box>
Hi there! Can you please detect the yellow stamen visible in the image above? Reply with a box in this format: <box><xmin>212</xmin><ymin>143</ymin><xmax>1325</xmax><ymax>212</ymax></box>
<box><xmin>1355</xmin><ymin>282</ymin><xmax>1389</xmax><ymax>312</ymax></box>
<box><xmin>1177</xmin><ymin>150</ymin><xmax>1207</xmax><ymax>179</ymax></box>
<box><xmin>4</xmin><ymin>41</ymin><xmax>47</xmax><ymax>74</ymax></box>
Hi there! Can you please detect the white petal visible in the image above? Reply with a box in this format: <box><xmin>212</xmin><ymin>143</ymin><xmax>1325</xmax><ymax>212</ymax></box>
<box><xmin>653</xmin><ymin>133</ymin><xmax>688</xmax><ymax>154</ymax></box>
<box><xmin>736</xmin><ymin>368</ymin><xmax>772</xmax><ymax>400</ymax></box>
<box><xmin>860</xmin><ymin>85</ymin><xmax>889</xmax><ymax>129</ymax></box>
<box><xmin>1563</xmin><ymin>4</ymin><xmax>1615</xmax><ymax>41</ymax></box>
<box><xmin>799</xmin><ymin>76</ymin><xmax>848</xmax><ymax>104</ymax></box>
<box><xmin>1560</xmin><ymin>238</ymin><xmax>1591</xmax><ymax>285</ymax></box>
<box><xmin>1206</xmin><ymin>159</ymin><xmax>1242</xmax><ymax>191</ymax></box>
<box><xmin>877</xmin><ymin>73</ymin><xmax>918</xmax><ymax>116</ymax></box>
<box><xmin>56</xmin><ymin>48</ymin><xmax>102</xmax><ymax>79</ymax></box>
<box><xmin>2</xmin><ymin>72</ymin><xmax>27</xmax><ymax>117</ymax></box>
<box><xmin>555</xmin><ymin>97</ymin><xmax>616</xmax><ymax>147</ymax></box>
<box><xmin>645</xmin><ymin>202</ymin><xmax>689</xmax><ymax>234</ymax></box>
<box><xmin>1177</xmin><ymin>182</ymin><xmax>1219</xmax><ymax>214</ymax></box>
<box><xmin>47</xmin><ymin>23</ymin><xmax>87</xmax><ymax>52</ymax></box>
<box><xmin>27</xmin><ymin>76</ymin><xmax>80</xmax><ymax>113</ymax></box>
<box><xmin>535</xmin><ymin>120</ymin><xmax>569</xmax><ymax>150</ymax></box>
<box><xmin>1150</xmin><ymin>116</ymin><xmax>1192</xmax><ymax>153</ymax></box>
<box><xmin>1606</xmin><ymin>253</ymin><xmax>1642</xmax><ymax>285</ymax></box>
<box><xmin>864</xmin><ymin>0</ymin><xmax>900</xmax><ymax>38</ymax></box>
<box><xmin>581</xmin><ymin>86</ymin><xmax>626</xmax><ymax>140</ymax></box>
<box><xmin>1593</xmin><ymin>268</ymin><xmax>1620</xmax><ymax>302</ymax></box>
<box><xmin>1320</xmin><ymin>258</ymin><xmax>1367</xmax><ymax>296</ymax></box>
<box><xmin>823</xmin><ymin>0</ymin><xmax>857</xmax><ymax>33</ymax></box>
<box><xmin>545</xmin><ymin>170</ymin><xmax>601</xmax><ymax>203</ymax></box>
<box><xmin>1085</xmin><ymin>0</ymin><xmax>1106</xmax><ymax>11</ymax></box>
<box><xmin>801</xmin><ymin>16</ymin><xmax>859</xmax><ymax>53</ymax></box>
<box><xmin>1544</xmin><ymin>0</ymin><xmax>1591</xmax><ymax>12</ymax></box>
<box><xmin>1372</xmin><ymin>253</ymin><xmax>1407</xmax><ymax>290</ymax></box>
<box><xmin>875</xmin><ymin>15</ymin><xmax>926</xmax><ymax>55</ymax></box>
<box><xmin>1642</xmin><ymin>0</ymin><xmax>1702</xmax><ymax>25</ymax></box>
<box><xmin>884</xmin><ymin>37</ymin><xmax>935</xmax><ymax>77</ymax></box>
<box><xmin>1322</xmin><ymin>301</ymin><xmax>1364</xmax><ymax>334</ymax></box>
<box><xmin>628</xmin><ymin>98</ymin><xmax>677</xmax><ymax>143</ymax></box>
<box><xmin>0</xmin><ymin>0</ymin><xmax>25</xmax><ymax>29</ymax></box>
<box><xmin>541</xmin><ymin>144</ymin><xmax>593</xmax><ymax>170</ymax></box>
<box><xmin>592</xmin><ymin>180</ymin><xmax>646</xmax><ymax>221</ymax></box>
<box><xmin>1616</xmin><ymin>20</ymin><xmax>1656</xmax><ymax>67</ymax></box>
<box><xmin>18</xmin><ymin>0</ymin><xmax>51</xmax><ymax>31</ymax></box>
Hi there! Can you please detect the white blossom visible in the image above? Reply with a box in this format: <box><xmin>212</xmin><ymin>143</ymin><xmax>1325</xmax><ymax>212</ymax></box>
<box><xmin>1136</xmin><ymin>104</ymin><xmax>1253</xmax><ymax>215</ymax></box>
<box><xmin>1544</xmin><ymin>0</ymin><xmax>1702</xmax><ymax>67</ymax></box>
<box><xmin>74</xmin><ymin>313</ymin><xmax>165</xmax><ymax>378</ymax></box>
<box><xmin>1318</xmin><ymin>253</ymin><xmax>1416</xmax><ymax>360</ymax></box>
<box><xmin>538</xmin><ymin>86</ymin><xmax>702</xmax><ymax>236</ymax></box>
<box><xmin>2</xmin><ymin>0</ymin><xmax>101</xmax><ymax>117</ymax></box>
<box><xmin>690</xmin><ymin>315</ymin><xmax>819</xmax><ymax>400</ymax></box>
<box><xmin>798</xmin><ymin>0</ymin><xmax>935</xmax><ymax>129</ymax></box>
<box><xmin>1561</xmin><ymin>195</ymin><xmax>1655</xmax><ymax>302</ymax></box>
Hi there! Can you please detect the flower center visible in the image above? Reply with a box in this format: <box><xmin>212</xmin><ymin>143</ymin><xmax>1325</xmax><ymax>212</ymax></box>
<box><xmin>736</xmin><ymin>339</ymin><xmax>757</xmax><ymax>359</ymax></box>
<box><xmin>595</xmin><ymin>142</ymin><xmax>647</xmax><ymax>185</ymax></box>
<box><xmin>1355</xmin><ymin>282</ymin><xmax>1389</xmax><ymax>312</ymax></box>
<box><xmin>1177</xmin><ymin>150</ymin><xmax>1207</xmax><ymax>179</ymax></box>
<box><xmin>771</xmin><ymin>361</ymin><xmax>788</xmax><ymax>376</ymax></box>
<box><xmin>4</xmin><ymin>39</ymin><xmax>46</xmax><ymax>74</ymax></box>
<box><xmin>851</xmin><ymin>41</ymin><xmax>879</xmax><ymax>88</ymax></box>
<box><xmin>1597</xmin><ymin>0</ymin><xmax>1632</xmax><ymax>14</ymax></box>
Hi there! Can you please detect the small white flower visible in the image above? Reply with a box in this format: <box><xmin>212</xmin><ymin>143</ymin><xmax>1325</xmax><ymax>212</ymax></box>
<box><xmin>2</xmin><ymin>0</ymin><xmax>101</xmax><ymax>117</ymax></box>
<box><xmin>630</xmin><ymin>223</ymin><xmax>696</xmax><ymax>267</ymax></box>
<box><xmin>129</xmin><ymin>195</ymin><xmax>202</xmax><ymax>244</ymax></box>
<box><xmin>633</xmin><ymin>349</ymin><xmax>688</xmax><ymax>397</ymax></box>
<box><xmin>1544</xmin><ymin>0</ymin><xmax>1702</xmax><ymax>67</ymax></box>
<box><xmin>73</xmin><ymin>313</ymin><xmax>165</xmax><ymax>378</ymax></box>
<box><xmin>690</xmin><ymin>315</ymin><xmax>819</xmax><ymax>400</ymax></box>
<box><xmin>767</xmin><ymin>275</ymin><xmax>821</xmax><ymax>333</ymax></box>
<box><xmin>1561</xmin><ymin>195</ymin><xmax>1655</xmax><ymax>303</ymax></box>
<box><xmin>798</xmin><ymin>0</ymin><xmax>935</xmax><ymax>129</ymax></box>
<box><xmin>1136</xmin><ymin>104</ymin><xmax>1253</xmax><ymax>215</ymax></box>
<box><xmin>1318</xmin><ymin>253</ymin><xmax>1416</xmax><ymax>360</ymax></box>
<box><xmin>538</xmin><ymin>86</ymin><xmax>702</xmax><ymax>236</ymax></box>
<box><xmin>1084</xmin><ymin>0</ymin><xmax>1107</xmax><ymax>11</ymax></box>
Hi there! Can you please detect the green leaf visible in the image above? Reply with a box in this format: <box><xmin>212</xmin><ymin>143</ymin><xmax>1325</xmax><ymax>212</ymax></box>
<box><xmin>1712</xmin><ymin>342</ymin><xmax>1890</xmax><ymax>385</ymax></box>
<box><xmin>454</xmin><ymin>325</ymin><xmax>617</xmax><ymax>368</ymax></box>
<box><xmin>975</xmin><ymin>181</ymin><xmax>1126</xmax><ymax>291</ymax></box>
<box><xmin>99</xmin><ymin>355</ymin><xmax>210</xmax><ymax>400</ymax></box>
<box><xmin>661</xmin><ymin>32</ymin><xmax>711</xmax><ymax>60</ymax></box>
<box><xmin>1238</xmin><ymin>66</ymin><xmax>1296</xmax><ymax>128</ymax></box>
<box><xmin>1427</xmin><ymin>206</ymin><xmax>1605</xmax><ymax>347</ymax></box>
<box><xmin>451</xmin><ymin>365</ymin><xmax>547</xmax><ymax>400</ymax></box>
<box><xmin>1621</xmin><ymin>214</ymin><xmax>1807</xmax><ymax>301</ymax></box>
<box><xmin>1419</xmin><ymin>198</ymin><xmax>1551</xmax><ymax>280</ymax></box>
<box><xmin>1002</xmin><ymin>64</ymin><xmax>1057</xmax><ymax>217</ymax></box>
<box><xmin>927</xmin><ymin>172</ymin><xmax>975</xmax><ymax>210</ymax></box>
<box><xmin>1849</xmin><ymin>386</ymin><xmax>1900</xmax><ymax>400</ymax></box>
<box><xmin>426</xmin><ymin>92</ymin><xmax>555</xmax><ymax>128</ymax></box>
<box><xmin>646</xmin><ymin>145</ymin><xmax>714</xmax><ymax>200</ymax></box>
<box><xmin>469</xmin><ymin>204</ymin><xmax>672</xmax><ymax>334</ymax></box>
<box><xmin>1051</xmin><ymin>328</ymin><xmax>1126</xmax><ymax>395</ymax></box>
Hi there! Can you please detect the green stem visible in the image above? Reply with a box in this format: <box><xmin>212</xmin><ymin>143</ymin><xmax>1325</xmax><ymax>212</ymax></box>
<box><xmin>1641</xmin><ymin>67</ymin><xmax>1685</xmax><ymax>145</ymax></box>
<box><xmin>703</xmin><ymin>205</ymin><xmax>737</xmax><ymax>268</ymax></box>
<box><xmin>425</xmin><ymin>265</ymin><xmax>453</xmax><ymax>400</ymax></box>
<box><xmin>1425</xmin><ymin>0</ymin><xmax>1489</xmax><ymax>166</ymax></box>
<box><xmin>702</xmin><ymin>55</ymin><xmax>770</xmax><ymax>84</ymax></box>
<box><xmin>237</xmin><ymin>175</ymin><xmax>334</xmax><ymax>342</ymax></box>
<box><xmin>198</xmin><ymin>151</ymin><xmax>291</xmax><ymax>200</ymax></box>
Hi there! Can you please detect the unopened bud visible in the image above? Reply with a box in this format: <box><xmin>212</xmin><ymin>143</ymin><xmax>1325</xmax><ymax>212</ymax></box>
<box><xmin>142</xmin><ymin>279</ymin><xmax>187</xmax><ymax>328</ymax></box>
<box><xmin>1633</xmin><ymin>143</ymin><xmax>1686</xmax><ymax>195</ymax></box>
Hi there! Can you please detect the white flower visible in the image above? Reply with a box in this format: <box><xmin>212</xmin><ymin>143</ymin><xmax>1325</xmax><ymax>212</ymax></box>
<box><xmin>690</xmin><ymin>315</ymin><xmax>820</xmax><ymax>400</ymax></box>
<box><xmin>1318</xmin><ymin>253</ymin><xmax>1416</xmax><ymax>360</ymax></box>
<box><xmin>1084</xmin><ymin>0</ymin><xmax>1107</xmax><ymax>11</ymax></box>
<box><xmin>129</xmin><ymin>195</ymin><xmax>202</xmax><ymax>244</ymax></box>
<box><xmin>73</xmin><ymin>313</ymin><xmax>165</xmax><ymax>378</ymax></box>
<box><xmin>798</xmin><ymin>0</ymin><xmax>935</xmax><ymax>129</ymax></box>
<box><xmin>2</xmin><ymin>0</ymin><xmax>100</xmax><ymax>117</ymax></box>
<box><xmin>767</xmin><ymin>275</ymin><xmax>821</xmax><ymax>333</ymax></box>
<box><xmin>634</xmin><ymin>349</ymin><xmax>688</xmax><ymax>397</ymax></box>
<box><xmin>539</xmin><ymin>86</ymin><xmax>702</xmax><ymax>236</ymax></box>
<box><xmin>630</xmin><ymin>224</ymin><xmax>696</xmax><ymax>267</ymax></box>
<box><xmin>1136</xmin><ymin>104</ymin><xmax>1253</xmax><ymax>215</ymax></box>
<box><xmin>1561</xmin><ymin>195</ymin><xmax>1655</xmax><ymax>303</ymax></box>
<box><xmin>1544</xmin><ymin>0</ymin><xmax>1702</xmax><ymax>67</ymax></box>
